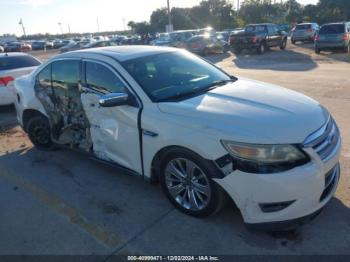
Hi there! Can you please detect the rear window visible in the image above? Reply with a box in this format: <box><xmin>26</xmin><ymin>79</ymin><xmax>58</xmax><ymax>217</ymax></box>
<box><xmin>245</xmin><ymin>25</ymin><xmax>266</xmax><ymax>33</ymax></box>
<box><xmin>296</xmin><ymin>24</ymin><xmax>312</xmax><ymax>30</ymax></box>
<box><xmin>320</xmin><ymin>24</ymin><xmax>345</xmax><ymax>34</ymax></box>
<box><xmin>0</xmin><ymin>55</ymin><xmax>41</xmax><ymax>71</ymax></box>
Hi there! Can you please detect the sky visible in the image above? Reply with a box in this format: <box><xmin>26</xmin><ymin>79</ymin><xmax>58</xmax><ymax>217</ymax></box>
<box><xmin>0</xmin><ymin>0</ymin><xmax>319</xmax><ymax>36</ymax></box>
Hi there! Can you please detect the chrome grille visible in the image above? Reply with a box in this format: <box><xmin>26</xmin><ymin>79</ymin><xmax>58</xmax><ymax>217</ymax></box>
<box><xmin>303</xmin><ymin>117</ymin><xmax>340</xmax><ymax>161</ymax></box>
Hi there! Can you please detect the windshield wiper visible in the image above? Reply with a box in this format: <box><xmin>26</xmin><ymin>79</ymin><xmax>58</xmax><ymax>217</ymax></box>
<box><xmin>157</xmin><ymin>78</ymin><xmax>236</xmax><ymax>102</ymax></box>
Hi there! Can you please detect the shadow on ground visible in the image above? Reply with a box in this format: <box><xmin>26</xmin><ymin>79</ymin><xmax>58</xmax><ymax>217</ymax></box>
<box><xmin>205</xmin><ymin>52</ymin><xmax>231</xmax><ymax>64</ymax></box>
<box><xmin>0</xmin><ymin>105</ymin><xmax>17</xmax><ymax>133</ymax></box>
<box><xmin>293</xmin><ymin>42</ymin><xmax>350</xmax><ymax>63</ymax></box>
<box><xmin>232</xmin><ymin>48</ymin><xmax>318</xmax><ymax>71</ymax></box>
<box><xmin>1</xmin><ymin>146</ymin><xmax>350</xmax><ymax>254</ymax></box>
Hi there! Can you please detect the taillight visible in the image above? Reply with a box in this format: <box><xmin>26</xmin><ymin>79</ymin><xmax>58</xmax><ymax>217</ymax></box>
<box><xmin>191</xmin><ymin>42</ymin><xmax>200</xmax><ymax>49</ymax></box>
<box><xmin>0</xmin><ymin>76</ymin><xmax>14</xmax><ymax>86</ymax></box>
<box><xmin>251</xmin><ymin>36</ymin><xmax>258</xmax><ymax>44</ymax></box>
<box><xmin>343</xmin><ymin>34</ymin><xmax>348</xmax><ymax>41</ymax></box>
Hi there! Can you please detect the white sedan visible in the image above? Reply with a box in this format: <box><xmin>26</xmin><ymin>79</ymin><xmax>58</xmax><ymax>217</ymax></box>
<box><xmin>13</xmin><ymin>46</ymin><xmax>341</xmax><ymax>230</ymax></box>
<box><xmin>0</xmin><ymin>53</ymin><xmax>40</xmax><ymax>105</ymax></box>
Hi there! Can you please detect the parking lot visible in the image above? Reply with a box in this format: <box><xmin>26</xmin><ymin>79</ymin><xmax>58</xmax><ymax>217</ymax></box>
<box><xmin>1</xmin><ymin>42</ymin><xmax>350</xmax><ymax>256</ymax></box>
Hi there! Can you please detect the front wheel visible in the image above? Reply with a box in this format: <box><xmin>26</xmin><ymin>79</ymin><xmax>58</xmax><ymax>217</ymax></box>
<box><xmin>280</xmin><ymin>39</ymin><xmax>287</xmax><ymax>50</ymax></box>
<box><xmin>159</xmin><ymin>149</ymin><xmax>225</xmax><ymax>217</ymax></box>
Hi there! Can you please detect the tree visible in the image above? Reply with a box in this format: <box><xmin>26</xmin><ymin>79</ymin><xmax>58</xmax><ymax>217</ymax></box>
<box><xmin>150</xmin><ymin>8</ymin><xmax>168</xmax><ymax>32</ymax></box>
<box><xmin>284</xmin><ymin>0</ymin><xmax>303</xmax><ymax>24</ymax></box>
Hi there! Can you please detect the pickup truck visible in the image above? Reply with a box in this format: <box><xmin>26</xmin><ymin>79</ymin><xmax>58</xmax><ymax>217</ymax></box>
<box><xmin>230</xmin><ymin>23</ymin><xmax>288</xmax><ymax>55</ymax></box>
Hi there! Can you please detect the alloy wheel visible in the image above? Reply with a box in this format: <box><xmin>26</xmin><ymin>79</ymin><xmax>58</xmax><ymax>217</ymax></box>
<box><xmin>165</xmin><ymin>158</ymin><xmax>211</xmax><ymax>211</ymax></box>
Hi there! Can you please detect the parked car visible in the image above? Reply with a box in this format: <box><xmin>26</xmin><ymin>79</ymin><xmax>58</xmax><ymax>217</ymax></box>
<box><xmin>0</xmin><ymin>53</ymin><xmax>40</xmax><ymax>105</ymax></box>
<box><xmin>154</xmin><ymin>30</ymin><xmax>197</xmax><ymax>48</ymax></box>
<box><xmin>315</xmin><ymin>22</ymin><xmax>350</xmax><ymax>54</ymax></box>
<box><xmin>31</xmin><ymin>41</ymin><xmax>47</xmax><ymax>50</ymax></box>
<box><xmin>82</xmin><ymin>40</ymin><xmax>118</xmax><ymax>49</ymax></box>
<box><xmin>215</xmin><ymin>31</ymin><xmax>230</xmax><ymax>42</ymax></box>
<box><xmin>291</xmin><ymin>23</ymin><xmax>319</xmax><ymax>44</ymax></box>
<box><xmin>60</xmin><ymin>40</ymin><xmax>95</xmax><ymax>53</ymax></box>
<box><xmin>278</xmin><ymin>24</ymin><xmax>290</xmax><ymax>34</ymax></box>
<box><xmin>230</xmin><ymin>23</ymin><xmax>288</xmax><ymax>55</ymax></box>
<box><xmin>53</xmin><ymin>39</ymin><xmax>66</xmax><ymax>49</ymax></box>
<box><xmin>152</xmin><ymin>33</ymin><xmax>171</xmax><ymax>46</ymax></box>
<box><xmin>13</xmin><ymin>46</ymin><xmax>341</xmax><ymax>230</ymax></box>
<box><xmin>186</xmin><ymin>35</ymin><xmax>229</xmax><ymax>56</ymax></box>
<box><xmin>4</xmin><ymin>42</ymin><xmax>32</xmax><ymax>52</ymax></box>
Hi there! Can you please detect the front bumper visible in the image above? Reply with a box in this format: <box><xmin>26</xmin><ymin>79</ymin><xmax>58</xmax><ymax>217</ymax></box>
<box><xmin>214</xmin><ymin>135</ymin><xmax>341</xmax><ymax>227</ymax></box>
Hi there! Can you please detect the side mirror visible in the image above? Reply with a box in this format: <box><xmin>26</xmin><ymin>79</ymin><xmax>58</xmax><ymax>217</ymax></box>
<box><xmin>99</xmin><ymin>92</ymin><xmax>129</xmax><ymax>107</ymax></box>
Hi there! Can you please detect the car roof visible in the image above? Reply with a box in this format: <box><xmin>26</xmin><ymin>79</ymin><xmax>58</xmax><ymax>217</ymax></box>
<box><xmin>322</xmin><ymin>22</ymin><xmax>347</xmax><ymax>26</ymax></box>
<box><xmin>0</xmin><ymin>52</ymin><xmax>32</xmax><ymax>58</ymax></box>
<box><xmin>58</xmin><ymin>45</ymin><xmax>178</xmax><ymax>62</ymax></box>
<box><xmin>247</xmin><ymin>23</ymin><xmax>276</xmax><ymax>26</ymax></box>
<box><xmin>297</xmin><ymin>23</ymin><xmax>316</xmax><ymax>25</ymax></box>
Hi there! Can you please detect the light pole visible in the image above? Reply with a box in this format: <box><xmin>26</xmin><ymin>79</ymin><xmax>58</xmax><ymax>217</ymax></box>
<box><xmin>97</xmin><ymin>17</ymin><xmax>100</xmax><ymax>33</ymax></box>
<box><xmin>166</xmin><ymin>0</ymin><xmax>173</xmax><ymax>32</ymax></box>
<box><xmin>19</xmin><ymin>18</ymin><xmax>26</xmax><ymax>38</ymax></box>
<box><xmin>58</xmin><ymin>22</ymin><xmax>63</xmax><ymax>35</ymax></box>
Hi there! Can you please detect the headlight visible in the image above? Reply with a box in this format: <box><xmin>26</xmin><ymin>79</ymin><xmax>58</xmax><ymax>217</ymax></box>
<box><xmin>221</xmin><ymin>140</ymin><xmax>307</xmax><ymax>164</ymax></box>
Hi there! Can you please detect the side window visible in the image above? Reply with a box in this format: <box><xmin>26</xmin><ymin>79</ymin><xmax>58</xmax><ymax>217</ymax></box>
<box><xmin>37</xmin><ymin>64</ymin><xmax>51</xmax><ymax>89</ymax></box>
<box><xmin>267</xmin><ymin>25</ymin><xmax>273</xmax><ymax>34</ymax></box>
<box><xmin>86</xmin><ymin>62</ymin><xmax>126</xmax><ymax>93</ymax></box>
<box><xmin>52</xmin><ymin>60</ymin><xmax>80</xmax><ymax>97</ymax></box>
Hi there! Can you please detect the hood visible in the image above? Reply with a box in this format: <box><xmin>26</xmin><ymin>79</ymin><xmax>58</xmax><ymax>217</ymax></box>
<box><xmin>157</xmin><ymin>78</ymin><xmax>329</xmax><ymax>144</ymax></box>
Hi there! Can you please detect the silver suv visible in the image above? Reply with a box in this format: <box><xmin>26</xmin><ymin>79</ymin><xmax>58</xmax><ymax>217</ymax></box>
<box><xmin>291</xmin><ymin>23</ymin><xmax>319</xmax><ymax>44</ymax></box>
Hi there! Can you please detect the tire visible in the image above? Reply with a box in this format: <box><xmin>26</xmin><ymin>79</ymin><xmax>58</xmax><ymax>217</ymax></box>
<box><xmin>280</xmin><ymin>38</ymin><xmax>287</xmax><ymax>50</ymax></box>
<box><xmin>234</xmin><ymin>48</ymin><xmax>241</xmax><ymax>54</ymax></box>
<box><xmin>27</xmin><ymin>116</ymin><xmax>55</xmax><ymax>150</ymax></box>
<box><xmin>201</xmin><ymin>48</ymin><xmax>209</xmax><ymax>56</ymax></box>
<box><xmin>315</xmin><ymin>47</ymin><xmax>321</xmax><ymax>54</ymax></box>
<box><xmin>257</xmin><ymin>41</ymin><xmax>266</xmax><ymax>55</ymax></box>
<box><xmin>159</xmin><ymin>148</ymin><xmax>225</xmax><ymax>217</ymax></box>
<box><xmin>223</xmin><ymin>45</ymin><xmax>229</xmax><ymax>53</ymax></box>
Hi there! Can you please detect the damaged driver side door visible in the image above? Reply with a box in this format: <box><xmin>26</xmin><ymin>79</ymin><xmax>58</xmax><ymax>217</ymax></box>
<box><xmin>80</xmin><ymin>60</ymin><xmax>142</xmax><ymax>175</ymax></box>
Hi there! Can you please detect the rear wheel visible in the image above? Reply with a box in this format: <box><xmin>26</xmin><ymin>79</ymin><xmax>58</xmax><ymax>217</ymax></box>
<box><xmin>27</xmin><ymin>116</ymin><xmax>55</xmax><ymax>150</ymax></box>
<box><xmin>234</xmin><ymin>48</ymin><xmax>241</xmax><ymax>54</ymax></box>
<box><xmin>159</xmin><ymin>148</ymin><xmax>225</xmax><ymax>217</ymax></box>
<box><xmin>257</xmin><ymin>42</ymin><xmax>267</xmax><ymax>55</ymax></box>
<box><xmin>201</xmin><ymin>48</ymin><xmax>210</xmax><ymax>56</ymax></box>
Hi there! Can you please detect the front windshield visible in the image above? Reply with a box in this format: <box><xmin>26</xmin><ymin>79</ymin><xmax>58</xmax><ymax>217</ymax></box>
<box><xmin>122</xmin><ymin>51</ymin><xmax>233</xmax><ymax>102</ymax></box>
